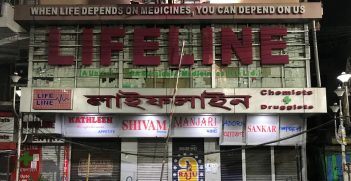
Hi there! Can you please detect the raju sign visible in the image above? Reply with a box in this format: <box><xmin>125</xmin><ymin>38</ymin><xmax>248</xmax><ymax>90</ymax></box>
<box><xmin>48</xmin><ymin>26</ymin><xmax>288</xmax><ymax>66</ymax></box>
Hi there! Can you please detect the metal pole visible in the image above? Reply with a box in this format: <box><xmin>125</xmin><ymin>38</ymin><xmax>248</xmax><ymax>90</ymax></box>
<box><xmin>339</xmin><ymin>96</ymin><xmax>349</xmax><ymax>181</ymax></box>
<box><xmin>86</xmin><ymin>153</ymin><xmax>90</xmax><ymax>181</ymax></box>
<box><xmin>312</xmin><ymin>20</ymin><xmax>322</xmax><ymax>87</ymax></box>
<box><xmin>343</xmin><ymin>83</ymin><xmax>350</xmax><ymax>125</ymax></box>
<box><xmin>13</xmin><ymin>84</ymin><xmax>22</xmax><ymax>181</ymax></box>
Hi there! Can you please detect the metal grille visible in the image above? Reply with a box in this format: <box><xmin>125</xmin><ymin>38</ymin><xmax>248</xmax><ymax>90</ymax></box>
<box><xmin>275</xmin><ymin>147</ymin><xmax>299</xmax><ymax>181</ymax></box>
<box><xmin>70</xmin><ymin>139</ymin><xmax>121</xmax><ymax>181</ymax></box>
<box><xmin>220</xmin><ymin>146</ymin><xmax>243</xmax><ymax>181</ymax></box>
<box><xmin>246</xmin><ymin>147</ymin><xmax>272</xmax><ymax>181</ymax></box>
<box><xmin>40</xmin><ymin>145</ymin><xmax>64</xmax><ymax>181</ymax></box>
<box><xmin>137</xmin><ymin>139</ymin><xmax>168</xmax><ymax>181</ymax></box>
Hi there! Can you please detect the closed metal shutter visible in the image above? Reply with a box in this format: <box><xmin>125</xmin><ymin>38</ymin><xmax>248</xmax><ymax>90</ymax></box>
<box><xmin>246</xmin><ymin>147</ymin><xmax>272</xmax><ymax>181</ymax></box>
<box><xmin>70</xmin><ymin>139</ymin><xmax>120</xmax><ymax>181</ymax></box>
<box><xmin>275</xmin><ymin>147</ymin><xmax>299</xmax><ymax>181</ymax></box>
<box><xmin>40</xmin><ymin>145</ymin><xmax>64</xmax><ymax>181</ymax></box>
<box><xmin>137</xmin><ymin>139</ymin><xmax>167</xmax><ymax>181</ymax></box>
<box><xmin>0</xmin><ymin>153</ymin><xmax>11</xmax><ymax>181</ymax></box>
<box><xmin>220</xmin><ymin>146</ymin><xmax>242</xmax><ymax>181</ymax></box>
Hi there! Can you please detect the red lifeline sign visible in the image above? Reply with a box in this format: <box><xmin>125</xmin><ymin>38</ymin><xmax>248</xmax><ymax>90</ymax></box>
<box><xmin>48</xmin><ymin>26</ymin><xmax>288</xmax><ymax>66</ymax></box>
<box><xmin>32</xmin><ymin>89</ymin><xmax>72</xmax><ymax>110</ymax></box>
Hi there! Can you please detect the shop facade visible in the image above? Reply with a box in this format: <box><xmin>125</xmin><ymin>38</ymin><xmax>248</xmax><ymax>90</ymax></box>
<box><xmin>14</xmin><ymin>2</ymin><xmax>324</xmax><ymax>181</ymax></box>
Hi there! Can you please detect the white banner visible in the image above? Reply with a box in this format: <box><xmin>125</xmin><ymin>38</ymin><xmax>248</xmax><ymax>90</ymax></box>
<box><xmin>62</xmin><ymin>114</ymin><xmax>221</xmax><ymax>138</ymax></box>
<box><xmin>63</xmin><ymin>115</ymin><xmax>119</xmax><ymax>137</ymax></box>
<box><xmin>246</xmin><ymin>115</ymin><xmax>279</xmax><ymax>145</ymax></box>
<box><xmin>120</xmin><ymin>115</ymin><xmax>168</xmax><ymax>137</ymax></box>
<box><xmin>171</xmin><ymin>115</ymin><xmax>221</xmax><ymax>137</ymax></box>
<box><xmin>279</xmin><ymin>115</ymin><xmax>304</xmax><ymax>145</ymax></box>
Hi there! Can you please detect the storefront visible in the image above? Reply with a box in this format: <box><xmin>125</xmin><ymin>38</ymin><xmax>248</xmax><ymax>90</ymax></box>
<box><xmin>14</xmin><ymin>1</ymin><xmax>324</xmax><ymax>181</ymax></box>
<box><xmin>0</xmin><ymin>112</ymin><xmax>16</xmax><ymax>181</ymax></box>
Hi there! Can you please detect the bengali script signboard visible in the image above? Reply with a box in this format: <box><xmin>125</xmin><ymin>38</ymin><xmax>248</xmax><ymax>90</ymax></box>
<box><xmin>220</xmin><ymin>115</ymin><xmax>245</xmax><ymax>145</ymax></box>
<box><xmin>20</xmin><ymin>88</ymin><xmax>327</xmax><ymax>114</ymax></box>
<box><xmin>171</xmin><ymin>115</ymin><xmax>221</xmax><ymax>138</ymax></box>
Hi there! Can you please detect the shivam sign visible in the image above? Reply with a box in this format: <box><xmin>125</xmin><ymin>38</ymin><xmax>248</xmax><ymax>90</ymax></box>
<box><xmin>20</xmin><ymin>88</ymin><xmax>327</xmax><ymax>114</ymax></box>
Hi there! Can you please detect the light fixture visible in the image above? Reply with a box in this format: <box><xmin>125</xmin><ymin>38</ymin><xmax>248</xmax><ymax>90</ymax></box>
<box><xmin>329</xmin><ymin>103</ymin><xmax>340</xmax><ymax>113</ymax></box>
<box><xmin>334</xmin><ymin>86</ymin><xmax>345</xmax><ymax>98</ymax></box>
<box><xmin>11</xmin><ymin>72</ymin><xmax>21</xmax><ymax>83</ymax></box>
<box><xmin>15</xmin><ymin>90</ymin><xmax>21</xmax><ymax>97</ymax></box>
<box><xmin>337</xmin><ymin>72</ymin><xmax>351</xmax><ymax>83</ymax></box>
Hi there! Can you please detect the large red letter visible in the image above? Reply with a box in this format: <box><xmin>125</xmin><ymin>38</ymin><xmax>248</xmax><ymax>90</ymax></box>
<box><xmin>133</xmin><ymin>28</ymin><xmax>160</xmax><ymax>65</ymax></box>
<box><xmin>100</xmin><ymin>27</ymin><xmax>125</xmax><ymax>66</ymax></box>
<box><xmin>260</xmin><ymin>27</ymin><xmax>288</xmax><ymax>64</ymax></box>
<box><xmin>48</xmin><ymin>28</ymin><xmax>74</xmax><ymax>65</ymax></box>
<box><xmin>221</xmin><ymin>27</ymin><xmax>252</xmax><ymax>65</ymax></box>
<box><xmin>168</xmin><ymin>26</ymin><xmax>194</xmax><ymax>66</ymax></box>
<box><xmin>82</xmin><ymin>28</ymin><xmax>93</xmax><ymax>65</ymax></box>
<box><xmin>202</xmin><ymin>26</ymin><xmax>213</xmax><ymax>65</ymax></box>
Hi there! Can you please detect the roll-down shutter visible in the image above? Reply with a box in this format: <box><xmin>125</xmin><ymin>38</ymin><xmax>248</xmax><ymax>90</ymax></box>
<box><xmin>137</xmin><ymin>139</ymin><xmax>168</xmax><ymax>181</ymax></box>
<box><xmin>220</xmin><ymin>146</ymin><xmax>242</xmax><ymax>181</ymax></box>
<box><xmin>70</xmin><ymin>139</ymin><xmax>120</xmax><ymax>181</ymax></box>
<box><xmin>246</xmin><ymin>147</ymin><xmax>272</xmax><ymax>181</ymax></box>
<box><xmin>275</xmin><ymin>147</ymin><xmax>299</xmax><ymax>181</ymax></box>
<box><xmin>40</xmin><ymin>145</ymin><xmax>64</xmax><ymax>181</ymax></box>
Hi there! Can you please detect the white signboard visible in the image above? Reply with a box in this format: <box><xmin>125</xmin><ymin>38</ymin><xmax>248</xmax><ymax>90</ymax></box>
<box><xmin>63</xmin><ymin>115</ymin><xmax>119</xmax><ymax>137</ymax></box>
<box><xmin>171</xmin><ymin>115</ymin><xmax>221</xmax><ymax>137</ymax></box>
<box><xmin>220</xmin><ymin>115</ymin><xmax>245</xmax><ymax>145</ymax></box>
<box><xmin>0</xmin><ymin>116</ymin><xmax>14</xmax><ymax>142</ymax></box>
<box><xmin>23</xmin><ymin>114</ymin><xmax>62</xmax><ymax>134</ymax></box>
<box><xmin>279</xmin><ymin>115</ymin><xmax>304</xmax><ymax>145</ymax></box>
<box><xmin>120</xmin><ymin>115</ymin><xmax>168</xmax><ymax>137</ymax></box>
<box><xmin>246</xmin><ymin>115</ymin><xmax>279</xmax><ymax>145</ymax></box>
<box><xmin>20</xmin><ymin>88</ymin><xmax>327</xmax><ymax>114</ymax></box>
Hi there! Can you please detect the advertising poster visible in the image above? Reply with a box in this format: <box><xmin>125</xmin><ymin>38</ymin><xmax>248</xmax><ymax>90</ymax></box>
<box><xmin>11</xmin><ymin>145</ymin><xmax>41</xmax><ymax>181</ymax></box>
<box><xmin>173</xmin><ymin>140</ymin><xmax>205</xmax><ymax>181</ymax></box>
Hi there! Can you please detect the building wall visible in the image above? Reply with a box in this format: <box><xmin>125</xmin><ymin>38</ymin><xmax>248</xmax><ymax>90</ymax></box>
<box><xmin>29</xmin><ymin>24</ymin><xmax>310</xmax><ymax>89</ymax></box>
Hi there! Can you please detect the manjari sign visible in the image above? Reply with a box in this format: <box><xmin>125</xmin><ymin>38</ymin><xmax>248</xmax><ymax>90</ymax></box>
<box><xmin>48</xmin><ymin>26</ymin><xmax>288</xmax><ymax>66</ymax></box>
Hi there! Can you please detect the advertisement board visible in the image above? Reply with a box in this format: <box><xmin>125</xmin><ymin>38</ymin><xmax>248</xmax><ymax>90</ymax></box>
<box><xmin>246</xmin><ymin>115</ymin><xmax>279</xmax><ymax>145</ymax></box>
<box><xmin>0</xmin><ymin>112</ymin><xmax>14</xmax><ymax>142</ymax></box>
<box><xmin>220</xmin><ymin>115</ymin><xmax>245</xmax><ymax>145</ymax></box>
<box><xmin>21</xmin><ymin>88</ymin><xmax>327</xmax><ymax>114</ymax></box>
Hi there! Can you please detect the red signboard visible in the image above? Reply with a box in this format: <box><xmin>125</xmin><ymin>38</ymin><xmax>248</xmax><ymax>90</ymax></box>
<box><xmin>63</xmin><ymin>144</ymin><xmax>70</xmax><ymax>181</ymax></box>
<box><xmin>11</xmin><ymin>145</ymin><xmax>42</xmax><ymax>181</ymax></box>
<box><xmin>48</xmin><ymin>27</ymin><xmax>288</xmax><ymax>67</ymax></box>
<box><xmin>32</xmin><ymin>89</ymin><xmax>72</xmax><ymax>110</ymax></box>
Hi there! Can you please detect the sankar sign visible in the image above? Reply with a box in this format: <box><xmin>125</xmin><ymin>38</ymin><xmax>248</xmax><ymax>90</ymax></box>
<box><xmin>14</xmin><ymin>3</ymin><xmax>322</xmax><ymax>22</ymax></box>
<box><xmin>20</xmin><ymin>88</ymin><xmax>327</xmax><ymax>114</ymax></box>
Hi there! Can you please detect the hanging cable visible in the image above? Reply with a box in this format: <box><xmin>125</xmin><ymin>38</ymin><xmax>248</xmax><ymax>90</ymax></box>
<box><xmin>159</xmin><ymin>40</ymin><xmax>185</xmax><ymax>181</ymax></box>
